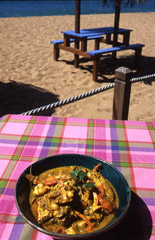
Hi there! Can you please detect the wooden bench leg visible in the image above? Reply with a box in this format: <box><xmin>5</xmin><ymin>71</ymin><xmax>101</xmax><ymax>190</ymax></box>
<box><xmin>94</xmin><ymin>39</ymin><xmax>100</xmax><ymax>50</ymax></box>
<box><xmin>74</xmin><ymin>40</ymin><xmax>80</xmax><ymax>68</ymax></box>
<box><xmin>135</xmin><ymin>47</ymin><xmax>142</xmax><ymax>70</ymax></box>
<box><xmin>64</xmin><ymin>36</ymin><xmax>70</xmax><ymax>46</ymax></box>
<box><xmin>93</xmin><ymin>57</ymin><xmax>99</xmax><ymax>82</ymax></box>
<box><xmin>81</xmin><ymin>38</ymin><xmax>87</xmax><ymax>51</ymax></box>
<box><xmin>112</xmin><ymin>51</ymin><xmax>117</xmax><ymax>59</ymax></box>
<box><xmin>74</xmin><ymin>54</ymin><xmax>79</xmax><ymax>68</ymax></box>
<box><xmin>105</xmin><ymin>33</ymin><xmax>111</xmax><ymax>44</ymax></box>
<box><xmin>123</xmin><ymin>32</ymin><xmax>130</xmax><ymax>45</ymax></box>
<box><xmin>54</xmin><ymin>45</ymin><xmax>59</xmax><ymax>61</ymax></box>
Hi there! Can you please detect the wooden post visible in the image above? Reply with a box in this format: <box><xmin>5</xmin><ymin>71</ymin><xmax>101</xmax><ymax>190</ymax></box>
<box><xmin>75</xmin><ymin>0</ymin><xmax>81</xmax><ymax>34</ymax></box>
<box><xmin>74</xmin><ymin>0</ymin><xmax>81</xmax><ymax>68</ymax></box>
<box><xmin>112</xmin><ymin>67</ymin><xmax>132</xmax><ymax>120</ymax></box>
<box><xmin>113</xmin><ymin>0</ymin><xmax>121</xmax><ymax>59</ymax></box>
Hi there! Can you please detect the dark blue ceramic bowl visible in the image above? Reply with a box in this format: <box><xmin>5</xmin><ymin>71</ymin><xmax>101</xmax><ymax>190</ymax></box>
<box><xmin>15</xmin><ymin>154</ymin><xmax>131</xmax><ymax>239</ymax></box>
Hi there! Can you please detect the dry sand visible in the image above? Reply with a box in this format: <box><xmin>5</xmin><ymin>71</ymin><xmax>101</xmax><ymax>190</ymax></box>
<box><xmin>0</xmin><ymin>12</ymin><xmax>155</xmax><ymax>121</ymax></box>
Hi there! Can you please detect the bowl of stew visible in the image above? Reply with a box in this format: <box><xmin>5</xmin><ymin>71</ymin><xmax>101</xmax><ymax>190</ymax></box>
<box><xmin>15</xmin><ymin>154</ymin><xmax>131</xmax><ymax>239</ymax></box>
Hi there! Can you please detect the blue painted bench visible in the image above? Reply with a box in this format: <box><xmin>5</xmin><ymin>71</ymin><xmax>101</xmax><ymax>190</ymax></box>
<box><xmin>51</xmin><ymin>39</ymin><xmax>75</xmax><ymax>45</ymax></box>
<box><xmin>87</xmin><ymin>43</ymin><xmax>145</xmax><ymax>81</ymax></box>
<box><xmin>51</xmin><ymin>35</ymin><xmax>104</xmax><ymax>61</ymax></box>
<box><xmin>87</xmin><ymin>43</ymin><xmax>145</xmax><ymax>56</ymax></box>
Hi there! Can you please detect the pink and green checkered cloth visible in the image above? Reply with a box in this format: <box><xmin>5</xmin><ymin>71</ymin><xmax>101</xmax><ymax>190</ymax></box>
<box><xmin>0</xmin><ymin>114</ymin><xmax>155</xmax><ymax>240</ymax></box>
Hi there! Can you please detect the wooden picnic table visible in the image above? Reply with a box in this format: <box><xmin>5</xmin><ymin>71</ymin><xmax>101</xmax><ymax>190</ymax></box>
<box><xmin>61</xmin><ymin>27</ymin><xmax>132</xmax><ymax>65</ymax></box>
<box><xmin>51</xmin><ymin>27</ymin><xmax>144</xmax><ymax>81</ymax></box>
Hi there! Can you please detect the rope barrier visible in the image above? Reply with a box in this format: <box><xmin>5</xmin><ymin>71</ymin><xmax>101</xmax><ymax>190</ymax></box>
<box><xmin>130</xmin><ymin>73</ymin><xmax>155</xmax><ymax>83</ymax></box>
<box><xmin>21</xmin><ymin>83</ymin><xmax>115</xmax><ymax>115</ymax></box>
<box><xmin>21</xmin><ymin>73</ymin><xmax>155</xmax><ymax>116</ymax></box>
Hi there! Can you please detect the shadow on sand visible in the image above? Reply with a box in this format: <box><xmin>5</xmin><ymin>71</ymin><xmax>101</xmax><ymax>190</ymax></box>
<box><xmin>63</xmin><ymin>54</ymin><xmax>155</xmax><ymax>84</ymax></box>
<box><xmin>0</xmin><ymin>81</ymin><xmax>59</xmax><ymax>117</ymax></box>
<box><xmin>1</xmin><ymin>55</ymin><xmax>154</xmax><ymax>118</ymax></box>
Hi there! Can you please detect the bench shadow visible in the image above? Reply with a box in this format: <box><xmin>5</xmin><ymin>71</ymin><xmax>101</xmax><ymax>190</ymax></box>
<box><xmin>62</xmin><ymin>55</ymin><xmax>155</xmax><ymax>84</ymax></box>
<box><xmin>62</xmin><ymin>56</ymin><xmax>116</xmax><ymax>83</ymax></box>
<box><xmin>0</xmin><ymin>81</ymin><xmax>59</xmax><ymax>117</ymax></box>
<box><xmin>96</xmin><ymin>54</ymin><xmax>155</xmax><ymax>84</ymax></box>
<box><xmin>93</xmin><ymin>190</ymin><xmax>153</xmax><ymax>240</ymax></box>
<box><xmin>108</xmin><ymin>55</ymin><xmax>155</xmax><ymax>84</ymax></box>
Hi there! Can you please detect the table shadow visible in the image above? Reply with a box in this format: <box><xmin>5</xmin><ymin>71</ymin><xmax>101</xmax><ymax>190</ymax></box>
<box><xmin>95</xmin><ymin>190</ymin><xmax>153</xmax><ymax>240</ymax></box>
<box><xmin>97</xmin><ymin>55</ymin><xmax>155</xmax><ymax>85</ymax></box>
<box><xmin>62</xmin><ymin>55</ymin><xmax>155</xmax><ymax>85</ymax></box>
<box><xmin>0</xmin><ymin>80</ymin><xmax>59</xmax><ymax>117</ymax></box>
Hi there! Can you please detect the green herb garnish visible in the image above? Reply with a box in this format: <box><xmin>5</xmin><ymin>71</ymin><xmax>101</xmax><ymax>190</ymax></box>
<box><xmin>70</xmin><ymin>168</ymin><xmax>82</xmax><ymax>180</ymax></box>
<box><xmin>70</xmin><ymin>168</ymin><xmax>87</xmax><ymax>182</ymax></box>
<box><xmin>70</xmin><ymin>168</ymin><xmax>94</xmax><ymax>188</ymax></box>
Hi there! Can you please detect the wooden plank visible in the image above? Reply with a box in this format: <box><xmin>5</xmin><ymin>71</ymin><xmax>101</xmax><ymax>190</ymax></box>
<box><xmin>59</xmin><ymin>44</ymin><xmax>92</xmax><ymax>58</ymax></box>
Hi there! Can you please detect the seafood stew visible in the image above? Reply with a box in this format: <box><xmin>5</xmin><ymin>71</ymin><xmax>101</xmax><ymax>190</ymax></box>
<box><xmin>26</xmin><ymin>164</ymin><xmax>119</xmax><ymax>235</ymax></box>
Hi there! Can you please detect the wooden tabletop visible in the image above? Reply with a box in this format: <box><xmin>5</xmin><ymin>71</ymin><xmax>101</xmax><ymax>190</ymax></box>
<box><xmin>62</xmin><ymin>27</ymin><xmax>132</xmax><ymax>38</ymax></box>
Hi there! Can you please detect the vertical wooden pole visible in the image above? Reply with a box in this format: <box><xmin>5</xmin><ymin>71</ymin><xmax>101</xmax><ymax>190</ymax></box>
<box><xmin>114</xmin><ymin>0</ymin><xmax>121</xmax><ymax>31</ymax></box>
<box><xmin>74</xmin><ymin>0</ymin><xmax>81</xmax><ymax>68</ymax></box>
<box><xmin>113</xmin><ymin>0</ymin><xmax>121</xmax><ymax>59</ymax></box>
<box><xmin>112</xmin><ymin>67</ymin><xmax>132</xmax><ymax>120</ymax></box>
<box><xmin>75</xmin><ymin>0</ymin><xmax>80</xmax><ymax>34</ymax></box>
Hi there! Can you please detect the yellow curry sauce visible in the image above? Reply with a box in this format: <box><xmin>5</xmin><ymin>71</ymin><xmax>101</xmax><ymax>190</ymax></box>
<box><xmin>26</xmin><ymin>164</ymin><xmax>119</xmax><ymax>235</ymax></box>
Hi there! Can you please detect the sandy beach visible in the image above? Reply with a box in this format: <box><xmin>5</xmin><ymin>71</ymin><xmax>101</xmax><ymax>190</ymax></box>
<box><xmin>0</xmin><ymin>12</ymin><xmax>155</xmax><ymax>121</ymax></box>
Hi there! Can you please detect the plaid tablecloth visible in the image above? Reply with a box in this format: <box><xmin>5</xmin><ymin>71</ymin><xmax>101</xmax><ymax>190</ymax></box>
<box><xmin>0</xmin><ymin>114</ymin><xmax>154</xmax><ymax>240</ymax></box>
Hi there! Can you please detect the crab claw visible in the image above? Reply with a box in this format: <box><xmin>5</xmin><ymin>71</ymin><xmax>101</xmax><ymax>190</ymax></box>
<box><xmin>98</xmin><ymin>194</ymin><xmax>113</xmax><ymax>212</ymax></box>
